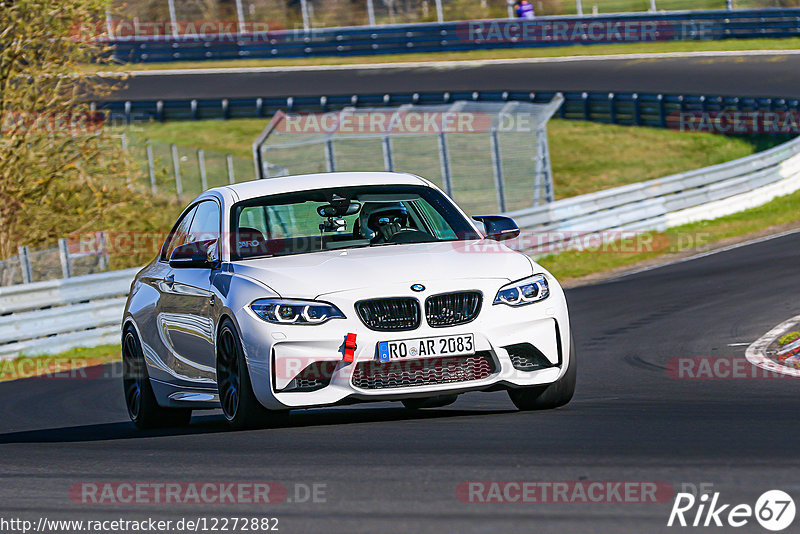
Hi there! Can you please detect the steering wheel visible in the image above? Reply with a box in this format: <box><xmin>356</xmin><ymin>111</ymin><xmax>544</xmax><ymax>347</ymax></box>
<box><xmin>387</xmin><ymin>228</ymin><xmax>433</xmax><ymax>244</ymax></box>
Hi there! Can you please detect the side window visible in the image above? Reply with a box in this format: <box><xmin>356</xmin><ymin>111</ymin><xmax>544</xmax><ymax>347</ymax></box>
<box><xmin>162</xmin><ymin>205</ymin><xmax>198</xmax><ymax>261</ymax></box>
<box><xmin>189</xmin><ymin>201</ymin><xmax>221</xmax><ymax>243</ymax></box>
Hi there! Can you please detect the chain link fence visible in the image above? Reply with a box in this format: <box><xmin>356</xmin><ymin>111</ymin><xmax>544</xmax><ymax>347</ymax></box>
<box><xmin>108</xmin><ymin>0</ymin><xmax>766</xmax><ymax>35</ymax></box>
<box><xmin>254</xmin><ymin>98</ymin><xmax>562</xmax><ymax>215</ymax></box>
<box><xmin>0</xmin><ymin>235</ymin><xmax>110</xmax><ymax>287</ymax></box>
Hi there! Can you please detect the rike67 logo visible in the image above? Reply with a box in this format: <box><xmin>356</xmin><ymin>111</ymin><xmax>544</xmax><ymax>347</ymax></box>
<box><xmin>668</xmin><ymin>490</ymin><xmax>795</xmax><ymax>531</ymax></box>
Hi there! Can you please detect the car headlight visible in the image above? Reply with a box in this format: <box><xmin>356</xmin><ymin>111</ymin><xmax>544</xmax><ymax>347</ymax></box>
<box><xmin>250</xmin><ymin>299</ymin><xmax>345</xmax><ymax>325</ymax></box>
<box><xmin>493</xmin><ymin>274</ymin><xmax>549</xmax><ymax>306</ymax></box>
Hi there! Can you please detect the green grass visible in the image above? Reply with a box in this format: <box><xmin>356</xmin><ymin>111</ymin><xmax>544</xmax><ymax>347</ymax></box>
<box><xmin>0</xmin><ymin>345</ymin><xmax>121</xmax><ymax>382</ymax></box>
<box><xmin>538</xmin><ymin>187</ymin><xmax>800</xmax><ymax>280</ymax></box>
<box><xmin>124</xmin><ymin>118</ymin><xmax>768</xmax><ymax>200</ymax></box>
<box><xmin>93</xmin><ymin>37</ymin><xmax>800</xmax><ymax>73</ymax></box>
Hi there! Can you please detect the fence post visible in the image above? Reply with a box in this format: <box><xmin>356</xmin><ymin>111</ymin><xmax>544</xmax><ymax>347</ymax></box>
<box><xmin>171</xmin><ymin>144</ymin><xmax>183</xmax><ymax>199</ymax></box>
<box><xmin>382</xmin><ymin>136</ymin><xmax>394</xmax><ymax>171</ymax></box>
<box><xmin>325</xmin><ymin>139</ymin><xmax>337</xmax><ymax>172</ymax></box>
<box><xmin>367</xmin><ymin>0</ymin><xmax>376</xmax><ymax>26</ymax></box>
<box><xmin>533</xmin><ymin>124</ymin><xmax>554</xmax><ymax>205</ymax></box>
<box><xmin>226</xmin><ymin>154</ymin><xmax>236</xmax><ymax>184</ymax></box>
<box><xmin>489</xmin><ymin>128</ymin><xmax>507</xmax><ymax>213</ymax></box>
<box><xmin>167</xmin><ymin>0</ymin><xmax>179</xmax><ymax>39</ymax></box>
<box><xmin>98</xmin><ymin>231</ymin><xmax>109</xmax><ymax>271</ymax></box>
<box><xmin>146</xmin><ymin>141</ymin><xmax>157</xmax><ymax>195</ymax></box>
<box><xmin>434</xmin><ymin>0</ymin><xmax>444</xmax><ymax>22</ymax></box>
<box><xmin>235</xmin><ymin>0</ymin><xmax>246</xmax><ymax>34</ymax></box>
<box><xmin>438</xmin><ymin>133</ymin><xmax>453</xmax><ymax>198</ymax></box>
<box><xmin>58</xmin><ymin>238</ymin><xmax>72</xmax><ymax>279</ymax></box>
<box><xmin>300</xmin><ymin>0</ymin><xmax>310</xmax><ymax>31</ymax></box>
<box><xmin>18</xmin><ymin>246</ymin><xmax>32</xmax><ymax>284</ymax></box>
<box><xmin>198</xmin><ymin>149</ymin><xmax>208</xmax><ymax>191</ymax></box>
<box><xmin>120</xmin><ymin>133</ymin><xmax>131</xmax><ymax>184</ymax></box>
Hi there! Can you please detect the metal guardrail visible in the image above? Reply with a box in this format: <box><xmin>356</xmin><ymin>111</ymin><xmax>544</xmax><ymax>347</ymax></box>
<box><xmin>109</xmin><ymin>8</ymin><xmax>800</xmax><ymax>63</ymax></box>
<box><xmin>0</xmin><ymin>268</ymin><xmax>138</xmax><ymax>360</ymax></box>
<box><xmin>508</xmin><ymin>134</ymin><xmax>800</xmax><ymax>253</ymax></box>
<box><xmin>101</xmin><ymin>90</ymin><xmax>800</xmax><ymax>131</ymax></box>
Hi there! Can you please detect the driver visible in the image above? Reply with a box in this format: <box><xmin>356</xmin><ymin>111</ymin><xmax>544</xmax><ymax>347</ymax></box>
<box><xmin>357</xmin><ymin>202</ymin><xmax>410</xmax><ymax>243</ymax></box>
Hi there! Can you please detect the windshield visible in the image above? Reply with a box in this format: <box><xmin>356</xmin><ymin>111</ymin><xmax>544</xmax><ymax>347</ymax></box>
<box><xmin>230</xmin><ymin>184</ymin><xmax>480</xmax><ymax>260</ymax></box>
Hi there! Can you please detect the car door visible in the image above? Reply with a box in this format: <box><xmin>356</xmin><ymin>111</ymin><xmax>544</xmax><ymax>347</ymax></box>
<box><xmin>156</xmin><ymin>200</ymin><xmax>221</xmax><ymax>384</ymax></box>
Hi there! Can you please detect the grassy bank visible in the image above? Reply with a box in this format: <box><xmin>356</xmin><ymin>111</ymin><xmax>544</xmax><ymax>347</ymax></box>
<box><xmin>94</xmin><ymin>37</ymin><xmax>800</xmax><ymax>73</ymax></box>
<box><xmin>0</xmin><ymin>345</ymin><xmax>121</xmax><ymax>382</ymax></box>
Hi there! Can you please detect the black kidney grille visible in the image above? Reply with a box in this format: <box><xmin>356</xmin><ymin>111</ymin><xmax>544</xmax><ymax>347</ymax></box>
<box><xmin>356</xmin><ymin>297</ymin><xmax>421</xmax><ymax>331</ymax></box>
<box><xmin>425</xmin><ymin>291</ymin><xmax>482</xmax><ymax>328</ymax></box>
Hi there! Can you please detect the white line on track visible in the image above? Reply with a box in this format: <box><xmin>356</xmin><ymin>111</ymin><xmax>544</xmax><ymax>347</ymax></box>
<box><xmin>746</xmin><ymin>314</ymin><xmax>800</xmax><ymax>377</ymax></box>
<box><xmin>103</xmin><ymin>49</ymin><xmax>800</xmax><ymax>77</ymax></box>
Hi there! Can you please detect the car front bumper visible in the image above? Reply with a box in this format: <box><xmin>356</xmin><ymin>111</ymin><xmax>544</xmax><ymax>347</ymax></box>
<box><xmin>235</xmin><ymin>276</ymin><xmax>571</xmax><ymax>410</ymax></box>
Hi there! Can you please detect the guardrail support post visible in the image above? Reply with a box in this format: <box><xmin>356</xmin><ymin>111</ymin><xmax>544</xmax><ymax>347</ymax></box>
<box><xmin>633</xmin><ymin>93</ymin><xmax>641</xmax><ymax>126</ymax></box>
<box><xmin>98</xmin><ymin>232</ymin><xmax>109</xmax><ymax>271</ymax></box>
<box><xmin>657</xmin><ymin>94</ymin><xmax>666</xmax><ymax>127</ymax></box>
<box><xmin>649</xmin><ymin>0</ymin><xmax>657</xmax><ymax>12</ymax></box>
<box><xmin>325</xmin><ymin>139</ymin><xmax>337</xmax><ymax>172</ymax></box>
<box><xmin>382</xmin><ymin>136</ymin><xmax>394</xmax><ymax>172</ymax></box>
<box><xmin>367</xmin><ymin>0</ymin><xmax>376</xmax><ymax>26</ymax></box>
<box><xmin>582</xmin><ymin>92</ymin><xmax>590</xmax><ymax>121</ymax></box>
<box><xmin>198</xmin><ymin>149</ymin><xmax>208</xmax><ymax>191</ymax></box>
<box><xmin>435</xmin><ymin>0</ymin><xmax>444</xmax><ymax>23</ymax></box>
<box><xmin>171</xmin><ymin>144</ymin><xmax>183</xmax><ymax>199</ymax></box>
<box><xmin>58</xmin><ymin>239</ymin><xmax>72</xmax><ymax>279</ymax></box>
<box><xmin>18</xmin><ymin>246</ymin><xmax>33</xmax><ymax>284</ymax></box>
<box><xmin>576</xmin><ymin>0</ymin><xmax>583</xmax><ymax>15</ymax></box>
<box><xmin>167</xmin><ymin>0</ymin><xmax>179</xmax><ymax>39</ymax></box>
<box><xmin>608</xmin><ymin>92</ymin><xmax>616</xmax><ymax>124</ymax></box>
<box><xmin>235</xmin><ymin>0</ymin><xmax>246</xmax><ymax>34</ymax></box>
<box><xmin>146</xmin><ymin>141</ymin><xmax>157</xmax><ymax>195</ymax></box>
<box><xmin>226</xmin><ymin>154</ymin><xmax>236</xmax><ymax>184</ymax></box>
<box><xmin>438</xmin><ymin>132</ymin><xmax>453</xmax><ymax>198</ymax></box>
<box><xmin>490</xmin><ymin>128</ymin><xmax>507</xmax><ymax>213</ymax></box>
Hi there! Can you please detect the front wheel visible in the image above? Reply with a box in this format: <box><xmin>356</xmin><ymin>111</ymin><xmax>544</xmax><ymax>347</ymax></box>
<box><xmin>508</xmin><ymin>336</ymin><xmax>576</xmax><ymax>411</ymax></box>
<box><xmin>122</xmin><ymin>327</ymin><xmax>192</xmax><ymax>429</ymax></box>
<box><xmin>217</xmin><ymin>318</ymin><xmax>287</xmax><ymax>430</ymax></box>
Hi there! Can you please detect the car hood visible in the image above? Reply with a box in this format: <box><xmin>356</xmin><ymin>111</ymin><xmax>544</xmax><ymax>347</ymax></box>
<box><xmin>231</xmin><ymin>240</ymin><xmax>534</xmax><ymax>299</ymax></box>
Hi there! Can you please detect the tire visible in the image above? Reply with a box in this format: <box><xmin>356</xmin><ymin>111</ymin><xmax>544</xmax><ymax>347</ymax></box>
<box><xmin>122</xmin><ymin>327</ymin><xmax>192</xmax><ymax>429</ymax></box>
<box><xmin>402</xmin><ymin>394</ymin><xmax>458</xmax><ymax>409</ymax></box>
<box><xmin>216</xmin><ymin>318</ymin><xmax>287</xmax><ymax>430</ymax></box>
<box><xmin>508</xmin><ymin>336</ymin><xmax>576</xmax><ymax>411</ymax></box>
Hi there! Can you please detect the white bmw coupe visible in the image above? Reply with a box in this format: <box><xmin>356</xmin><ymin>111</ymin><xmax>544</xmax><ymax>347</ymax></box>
<box><xmin>122</xmin><ymin>172</ymin><xmax>575</xmax><ymax>429</ymax></box>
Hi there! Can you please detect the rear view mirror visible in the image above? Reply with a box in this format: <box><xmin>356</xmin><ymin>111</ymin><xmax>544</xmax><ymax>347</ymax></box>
<box><xmin>317</xmin><ymin>202</ymin><xmax>361</xmax><ymax>218</ymax></box>
<box><xmin>473</xmin><ymin>215</ymin><xmax>520</xmax><ymax>241</ymax></box>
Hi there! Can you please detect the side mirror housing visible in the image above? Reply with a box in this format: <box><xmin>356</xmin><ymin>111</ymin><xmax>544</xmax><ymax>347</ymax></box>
<box><xmin>473</xmin><ymin>215</ymin><xmax>520</xmax><ymax>241</ymax></box>
<box><xmin>169</xmin><ymin>240</ymin><xmax>218</xmax><ymax>269</ymax></box>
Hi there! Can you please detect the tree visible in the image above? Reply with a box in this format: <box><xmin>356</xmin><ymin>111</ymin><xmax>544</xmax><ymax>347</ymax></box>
<box><xmin>0</xmin><ymin>0</ymin><xmax>132</xmax><ymax>261</ymax></box>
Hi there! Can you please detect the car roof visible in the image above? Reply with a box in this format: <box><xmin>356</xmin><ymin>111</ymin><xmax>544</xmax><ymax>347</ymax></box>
<box><xmin>211</xmin><ymin>171</ymin><xmax>429</xmax><ymax>202</ymax></box>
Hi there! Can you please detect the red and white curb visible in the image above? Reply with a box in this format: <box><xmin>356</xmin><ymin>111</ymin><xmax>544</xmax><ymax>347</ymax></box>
<box><xmin>745</xmin><ymin>314</ymin><xmax>800</xmax><ymax>378</ymax></box>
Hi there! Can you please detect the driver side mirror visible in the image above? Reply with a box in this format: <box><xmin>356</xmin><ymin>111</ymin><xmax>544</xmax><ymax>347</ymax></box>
<box><xmin>473</xmin><ymin>215</ymin><xmax>520</xmax><ymax>241</ymax></box>
<box><xmin>169</xmin><ymin>240</ymin><xmax>218</xmax><ymax>269</ymax></box>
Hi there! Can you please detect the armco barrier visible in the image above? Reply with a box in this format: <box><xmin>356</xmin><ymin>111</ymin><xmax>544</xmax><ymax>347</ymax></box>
<box><xmin>0</xmin><ymin>268</ymin><xmax>138</xmax><ymax>360</ymax></box>
<box><xmin>508</xmin><ymin>134</ymin><xmax>800</xmax><ymax>253</ymax></box>
<box><xmin>109</xmin><ymin>8</ymin><xmax>800</xmax><ymax>63</ymax></box>
<box><xmin>100</xmin><ymin>90</ymin><xmax>800</xmax><ymax>132</ymax></box>
<box><xmin>4</xmin><ymin>134</ymin><xmax>800</xmax><ymax>357</ymax></box>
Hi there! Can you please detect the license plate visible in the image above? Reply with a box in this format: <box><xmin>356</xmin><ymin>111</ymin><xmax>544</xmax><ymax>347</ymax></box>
<box><xmin>377</xmin><ymin>334</ymin><xmax>475</xmax><ymax>362</ymax></box>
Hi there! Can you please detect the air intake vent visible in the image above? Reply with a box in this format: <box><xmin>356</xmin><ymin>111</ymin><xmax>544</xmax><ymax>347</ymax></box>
<box><xmin>425</xmin><ymin>291</ymin><xmax>482</xmax><ymax>328</ymax></box>
<box><xmin>351</xmin><ymin>352</ymin><xmax>495</xmax><ymax>390</ymax></box>
<box><xmin>356</xmin><ymin>297</ymin><xmax>421</xmax><ymax>331</ymax></box>
<box><xmin>505</xmin><ymin>343</ymin><xmax>553</xmax><ymax>371</ymax></box>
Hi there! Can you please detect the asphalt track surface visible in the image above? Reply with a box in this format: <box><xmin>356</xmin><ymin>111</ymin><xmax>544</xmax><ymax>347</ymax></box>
<box><xmin>112</xmin><ymin>53</ymin><xmax>800</xmax><ymax>101</ymax></box>
<box><xmin>1</xmin><ymin>229</ymin><xmax>799</xmax><ymax>533</ymax></box>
